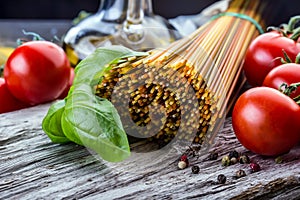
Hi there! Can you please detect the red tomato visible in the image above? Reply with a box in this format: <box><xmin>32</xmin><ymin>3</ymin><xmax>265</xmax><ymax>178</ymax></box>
<box><xmin>243</xmin><ymin>31</ymin><xmax>300</xmax><ymax>87</ymax></box>
<box><xmin>232</xmin><ymin>87</ymin><xmax>300</xmax><ymax>156</ymax></box>
<box><xmin>4</xmin><ymin>41</ymin><xmax>71</xmax><ymax>105</ymax></box>
<box><xmin>0</xmin><ymin>78</ymin><xmax>29</xmax><ymax>113</ymax></box>
<box><xmin>58</xmin><ymin>67</ymin><xmax>75</xmax><ymax>99</ymax></box>
<box><xmin>263</xmin><ymin>63</ymin><xmax>300</xmax><ymax>98</ymax></box>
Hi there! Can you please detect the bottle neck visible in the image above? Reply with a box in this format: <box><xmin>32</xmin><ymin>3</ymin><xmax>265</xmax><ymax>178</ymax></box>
<box><xmin>98</xmin><ymin>0</ymin><xmax>128</xmax><ymax>22</ymax></box>
<box><xmin>126</xmin><ymin>0</ymin><xmax>144</xmax><ymax>24</ymax></box>
<box><xmin>143</xmin><ymin>0</ymin><xmax>153</xmax><ymax>16</ymax></box>
<box><xmin>125</xmin><ymin>0</ymin><xmax>154</xmax><ymax>23</ymax></box>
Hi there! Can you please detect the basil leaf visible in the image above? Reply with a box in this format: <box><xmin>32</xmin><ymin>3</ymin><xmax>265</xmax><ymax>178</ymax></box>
<box><xmin>62</xmin><ymin>83</ymin><xmax>130</xmax><ymax>162</ymax></box>
<box><xmin>55</xmin><ymin>45</ymin><xmax>147</xmax><ymax>162</ymax></box>
<box><xmin>73</xmin><ymin>45</ymin><xmax>147</xmax><ymax>86</ymax></box>
<box><xmin>42</xmin><ymin>100</ymin><xmax>70</xmax><ymax>144</ymax></box>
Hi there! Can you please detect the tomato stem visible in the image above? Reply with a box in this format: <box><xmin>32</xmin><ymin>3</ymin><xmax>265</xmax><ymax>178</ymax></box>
<box><xmin>22</xmin><ymin>30</ymin><xmax>45</xmax><ymax>41</ymax></box>
<box><xmin>289</xmin><ymin>27</ymin><xmax>300</xmax><ymax>41</ymax></box>
<box><xmin>287</xmin><ymin>15</ymin><xmax>300</xmax><ymax>32</ymax></box>
<box><xmin>287</xmin><ymin>16</ymin><xmax>300</xmax><ymax>41</ymax></box>
<box><xmin>280</xmin><ymin>49</ymin><xmax>300</xmax><ymax>64</ymax></box>
<box><xmin>281</xmin><ymin>50</ymin><xmax>293</xmax><ymax>63</ymax></box>
<box><xmin>267</xmin><ymin>26</ymin><xmax>288</xmax><ymax>37</ymax></box>
<box><xmin>296</xmin><ymin>53</ymin><xmax>300</xmax><ymax>64</ymax></box>
<box><xmin>280</xmin><ymin>82</ymin><xmax>300</xmax><ymax>104</ymax></box>
<box><xmin>293</xmin><ymin>95</ymin><xmax>300</xmax><ymax>105</ymax></box>
<box><xmin>16</xmin><ymin>30</ymin><xmax>45</xmax><ymax>46</ymax></box>
<box><xmin>269</xmin><ymin>16</ymin><xmax>300</xmax><ymax>41</ymax></box>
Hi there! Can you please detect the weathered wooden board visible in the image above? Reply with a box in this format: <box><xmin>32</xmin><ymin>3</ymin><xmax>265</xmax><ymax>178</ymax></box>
<box><xmin>0</xmin><ymin>104</ymin><xmax>299</xmax><ymax>200</ymax></box>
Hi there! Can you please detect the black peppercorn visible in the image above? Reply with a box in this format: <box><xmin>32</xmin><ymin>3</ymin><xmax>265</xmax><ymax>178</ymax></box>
<box><xmin>228</xmin><ymin>150</ymin><xmax>239</xmax><ymax>159</ymax></box>
<box><xmin>239</xmin><ymin>155</ymin><xmax>250</xmax><ymax>164</ymax></box>
<box><xmin>217</xmin><ymin>174</ymin><xmax>226</xmax><ymax>184</ymax></box>
<box><xmin>208</xmin><ymin>152</ymin><xmax>218</xmax><ymax>160</ymax></box>
<box><xmin>235</xmin><ymin>169</ymin><xmax>246</xmax><ymax>178</ymax></box>
<box><xmin>192</xmin><ymin>165</ymin><xmax>200</xmax><ymax>174</ymax></box>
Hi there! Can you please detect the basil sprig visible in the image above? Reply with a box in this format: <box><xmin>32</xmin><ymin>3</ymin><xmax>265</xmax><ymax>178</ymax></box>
<box><xmin>42</xmin><ymin>46</ymin><xmax>148</xmax><ymax>162</ymax></box>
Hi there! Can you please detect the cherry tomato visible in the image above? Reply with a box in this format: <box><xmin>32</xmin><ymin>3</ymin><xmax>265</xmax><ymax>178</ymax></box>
<box><xmin>4</xmin><ymin>41</ymin><xmax>71</xmax><ymax>105</ymax></box>
<box><xmin>243</xmin><ymin>31</ymin><xmax>300</xmax><ymax>87</ymax></box>
<box><xmin>58</xmin><ymin>67</ymin><xmax>75</xmax><ymax>99</ymax></box>
<box><xmin>0</xmin><ymin>78</ymin><xmax>29</xmax><ymax>113</ymax></box>
<box><xmin>232</xmin><ymin>87</ymin><xmax>300</xmax><ymax>156</ymax></box>
<box><xmin>263</xmin><ymin>63</ymin><xmax>300</xmax><ymax>98</ymax></box>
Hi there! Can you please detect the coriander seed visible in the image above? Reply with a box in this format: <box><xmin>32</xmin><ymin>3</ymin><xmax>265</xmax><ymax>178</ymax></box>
<box><xmin>178</xmin><ymin>161</ymin><xmax>187</xmax><ymax>170</ymax></box>
<box><xmin>230</xmin><ymin>157</ymin><xmax>238</xmax><ymax>165</ymax></box>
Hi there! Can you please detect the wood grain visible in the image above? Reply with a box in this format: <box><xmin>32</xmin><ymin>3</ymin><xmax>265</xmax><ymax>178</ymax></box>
<box><xmin>0</xmin><ymin>104</ymin><xmax>299</xmax><ymax>200</ymax></box>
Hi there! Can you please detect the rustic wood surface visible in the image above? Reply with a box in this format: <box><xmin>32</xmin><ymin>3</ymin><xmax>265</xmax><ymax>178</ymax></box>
<box><xmin>0</xmin><ymin>103</ymin><xmax>299</xmax><ymax>200</ymax></box>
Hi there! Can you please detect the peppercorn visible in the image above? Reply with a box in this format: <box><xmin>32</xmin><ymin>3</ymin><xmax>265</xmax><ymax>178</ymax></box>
<box><xmin>191</xmin><ymin>165</ymin><xmax>200</xmax><ymax>174</ymax></box>
<box><xmin>228</xmin><ymin>150</ymin><xmax>239</xmax><ymax>159</ymax></box>
<box><xmin>230</xmin><ymin>157</ymin><xmax>238</xmax><ymax>165</ymax></box>
<box><xmin>239</xmin><ymin>154</ymin><xmax>250</xmax><ymax>164</ymax></box>
<box><xmin>235</xmin><ymin>169</ymin><xmax>246</xmax><ymax>178</ymax></box>
<box><xmin>217</xmin><ymin>174</ymin><xmax>226</xmax><ymax>184</ymax></box>
<box><xmin>221</xmin><ymin>155</ymin><xmax>231</xmax><ymax>166</ymax></box>
<box><xmin>180</xmin><ymin>154</ymin><xmax>189</xmax><ymax>166</ymax></box>
<box><xmin>208</xmin><ymin>152</ymin><xmax>218</xmax><ymax>160</ymax></box>
<box><xmin>275</xmin><ymin>156</ymin><xmax>283</xmax><ymax>164</ymax></box>
<box><xmin>249</xmin><ymin>162</ymin><xmax>261</xmax><ymax>172</ymax></box>
<box><xmin>178</xmin><ymin>160</ymin><xmax>187</xmax><ymax>170</ymax></box>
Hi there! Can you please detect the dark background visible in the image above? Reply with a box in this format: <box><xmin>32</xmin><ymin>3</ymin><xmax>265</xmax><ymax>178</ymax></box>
<box><xmin>0</xmin><ymin>0</ymin><xmax>299</xmax><ymax>25</ymax></box>
<box><xmin>0</xmin><ymin>0</ymin><xmax>220</xmax><ymax>19</ymax></box>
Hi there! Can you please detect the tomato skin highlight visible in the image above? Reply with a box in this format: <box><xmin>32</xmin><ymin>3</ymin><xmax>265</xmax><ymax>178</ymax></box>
<box><xmin>4</xmin><ymin>41</ymin><xmax>71</xmax><ymax>105</ymax></box>
<box><xmin>232</xmin><ymin>87</ymin><xmax>300</xmax><ymax>156</ymax></box>
<box><xmin>0</xmin><ymin>78</ymin><xmax>29</xmax><ymax>113</ymax></box>
<box><xmin>263</xmin><ymin>63</ymin><xmax>300</xmax><ymax>98</ymax></box>
<box><xmin>243</xmin><ymin>31</ymin><xmax>300</xmax><ymax>87</ymax></box>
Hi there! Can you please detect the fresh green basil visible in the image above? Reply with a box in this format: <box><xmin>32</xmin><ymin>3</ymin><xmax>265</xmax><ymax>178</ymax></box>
<box><xmin>42</xmin><ymin>99</ymin><xmax>70</xmax><ymax>144</ymax></box>
<box><xmin>42</xmin><ymin>45</ymin><xmax>148</xmax><ymax>162</ymax></box>
<box><xmin>62</xmin><ymin>83</ymin><xmax>130</xmax><ymax>162</ymax></box>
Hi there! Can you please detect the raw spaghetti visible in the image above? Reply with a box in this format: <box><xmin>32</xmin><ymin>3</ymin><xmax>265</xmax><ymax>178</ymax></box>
<box><xmin>95</xmin><ymin>0</ymin><xmax>274</xmax><ymax>151</ymax></box>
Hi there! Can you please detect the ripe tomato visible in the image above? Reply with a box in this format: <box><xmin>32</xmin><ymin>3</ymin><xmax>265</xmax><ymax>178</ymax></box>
<box><xmin>232</xmin><ymin>87</ymin><xmax>300</xmax><ymax>156</ymax></box>
<box><xmin>4</xmin><ymin>41</ymin><xmax>71</xmax><ymax>105</ymax></box>
<box><xmin>263</xmin><ymin>63</ymin><xmax>300</xmax><ymax>98</ymax></box>
<box><xmin>58</xmin><ymin>67</ymin><xmax>75</xmax><ymax>99</ymax></box>
<box><xmin>0</xmin><ymin>78</ymin><xmax>29</xmax><ymax>113</ymax></box>
<box><xmin>243</xmin><ymin>31</ymin><xmax>300</xmax><ymax>87</ymax></box>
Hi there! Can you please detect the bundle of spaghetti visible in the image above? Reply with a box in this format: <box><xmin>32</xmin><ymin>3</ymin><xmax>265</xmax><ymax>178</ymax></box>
<box><xmin>95</xmin><ymin>0</ymin><xmax>274</xmax><ymax>149</ymax></box>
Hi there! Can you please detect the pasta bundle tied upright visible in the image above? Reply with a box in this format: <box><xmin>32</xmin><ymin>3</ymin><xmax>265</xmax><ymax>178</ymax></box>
<box><xmin>95</xmin><ymin>0</ymin><xmax>274</xmax><ymax>151</ymax></box>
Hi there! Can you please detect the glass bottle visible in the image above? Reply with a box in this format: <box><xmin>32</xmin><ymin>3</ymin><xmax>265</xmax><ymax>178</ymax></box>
<box><xmin>113</xmin><ymin>0</ymin><xmax>181</xmax><ymax>51</ymax></box>
<box><xmin>63</xmin><ymin>0</ymin><xmax>128</xmax><ymax>66</ymax></box>
<box><xmin>63</xmin><ymin>0</ymin><xmax>181</xmax><ymax>66</ymax></box>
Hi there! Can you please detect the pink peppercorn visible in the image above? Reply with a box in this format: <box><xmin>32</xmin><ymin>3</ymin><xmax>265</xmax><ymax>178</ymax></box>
<box><xmin>250</xmin><ymin>162</ymin><xmax>261</xmax><ymax>172</ymax></box>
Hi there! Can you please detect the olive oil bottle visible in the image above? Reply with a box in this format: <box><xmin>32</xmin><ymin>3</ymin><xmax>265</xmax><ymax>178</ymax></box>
<box><xmin>63</xmin><ymin>0</ymin><xmax>181</xmax><ymax>66</ymax></box>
